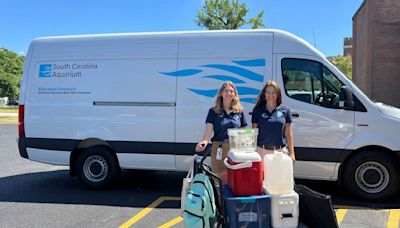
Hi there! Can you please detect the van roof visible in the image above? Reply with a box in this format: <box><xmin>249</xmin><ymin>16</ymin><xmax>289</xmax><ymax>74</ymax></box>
<box><xmin>32</xmin><ymin>29</ymin><xmax>325</xmax><ymax>58</ymax></box>
<box><xmin>34</xmin><ymin>29</ymin><xmax>283</xmax><ymax>39</ymax></box>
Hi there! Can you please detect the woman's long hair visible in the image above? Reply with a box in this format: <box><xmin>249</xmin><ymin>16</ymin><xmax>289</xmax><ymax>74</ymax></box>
<box><xmin>254</xmin><ymin>80</ymin><xmax>283</xmax><ymax>110</ymax></box>
<box><xmin>214</xmin><ymin>81</ymin><xmax>243</xmax><ymax>114</ymax></box>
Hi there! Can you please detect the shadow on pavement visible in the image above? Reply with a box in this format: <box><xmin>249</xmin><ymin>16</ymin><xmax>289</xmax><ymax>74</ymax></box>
<box><xmin>0</xmin><ymin>169</ymin><xmax>184</xmax><ymax>208</ymax></box>
<box><xmin>295</xmin><ymin>179</ymin><xmax>400</xmax><ymax>209</ymax></box>
<box><xmin>0</xmin><ymin>169</ymin><xmax>399</xmax><ymax>210</ymax></box>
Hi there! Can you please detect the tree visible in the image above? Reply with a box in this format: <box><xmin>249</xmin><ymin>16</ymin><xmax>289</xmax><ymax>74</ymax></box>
<box><xmin>329</xmin><ymin>55</ymin><xmax>352</xmax><ymax>80</ymax></box>
<box><xmin>0</xmin><ymin>48</ymin><xmax>24</xmax><ymax>99</ymax></box>
<box><xmin>195</xmin><ymin>0</ymin><xmax>265</xmax><ymax>30</ymax></box>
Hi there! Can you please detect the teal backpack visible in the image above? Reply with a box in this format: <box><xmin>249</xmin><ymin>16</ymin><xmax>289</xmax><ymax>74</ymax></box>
<box><xmin>183</xmin><ymin>173</ymin><xmax>217</xmax><ymax>228</ymax></box>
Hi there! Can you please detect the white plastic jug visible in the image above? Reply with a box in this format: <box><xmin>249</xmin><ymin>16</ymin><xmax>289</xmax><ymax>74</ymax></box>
<box><xmin>263</xmin><ymin>151</ymin><xmax>294</xmax><ymax>195</ymax></box>
<box><xmin>271</xmin><ymin>191</ymin><xmax>299</xmax><ymax>228</ymax></box>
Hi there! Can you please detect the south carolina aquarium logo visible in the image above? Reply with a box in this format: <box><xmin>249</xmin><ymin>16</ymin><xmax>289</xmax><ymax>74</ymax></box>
<box><xmin>39</xmin><ymin>64</ymin><xmax>52</xmax><ymax>77</ymax></box>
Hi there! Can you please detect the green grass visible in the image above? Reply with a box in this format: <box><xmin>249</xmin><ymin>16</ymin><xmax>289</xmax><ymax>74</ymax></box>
<box><xmin>0</xmin><ymin>116</ymin><xmax>17</xmax><ymax>124</ymax></box>
<box><xmin>0</xmin><ymin>106</ymin><xmax>18</xmax><ymax>113</ymax></box>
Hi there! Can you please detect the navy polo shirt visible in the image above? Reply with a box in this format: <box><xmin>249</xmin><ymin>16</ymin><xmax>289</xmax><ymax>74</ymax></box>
<box><xmin>251</xmin><ymin>105</ymin><xmax>292</xmax><ymax>147</ymax></box>
<box><xmin>206</xmin><ymin>108</ymin><xmax>247</xmax><ymax>142</ymax></box>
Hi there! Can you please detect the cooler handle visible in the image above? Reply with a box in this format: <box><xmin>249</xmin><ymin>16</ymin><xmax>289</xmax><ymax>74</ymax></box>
<box><xmin>223</xmin><ymin>158</ymin><xmax>252</xmax><ymax>170</ymax></box>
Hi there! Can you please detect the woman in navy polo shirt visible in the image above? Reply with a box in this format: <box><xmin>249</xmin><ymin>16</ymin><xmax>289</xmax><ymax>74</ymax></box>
<box><xmin>252</xmin><ymin>80</ymin><xmax>296</xmax><ymax>162</ymax></box>
<box><xmin>195</xmin><ymin>81</ymin><xmax>247</xmax><ymax>183</ymax></box>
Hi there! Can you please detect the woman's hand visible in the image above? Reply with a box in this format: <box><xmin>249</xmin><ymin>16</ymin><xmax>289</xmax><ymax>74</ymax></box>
<box><xmin>289</xmin><ymin>152</ymin><xmax>296</xmax><ymax>165</ymax></box>
<box><xmin>196</xmin><ymin>123</ymin><xmax>213</xmax><ymax>153</ymax></box>
<box><xmin>195</xmin><ymin>141</ymin><xmax>208</xmax><ymax>152</ymax></box>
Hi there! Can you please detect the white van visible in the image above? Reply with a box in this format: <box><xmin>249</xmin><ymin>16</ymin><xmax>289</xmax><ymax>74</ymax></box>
<box><xmin>18</xmin><ymin>29</ymin><xmax>400</xmax><ymax>200</ymax></box>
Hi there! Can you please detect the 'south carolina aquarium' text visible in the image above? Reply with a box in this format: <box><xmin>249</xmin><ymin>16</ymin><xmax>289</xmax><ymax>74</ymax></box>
<box><xmin>51</xmin><ymin>63</ymin><xmax>98</xmax><ymax>79</ymax></box>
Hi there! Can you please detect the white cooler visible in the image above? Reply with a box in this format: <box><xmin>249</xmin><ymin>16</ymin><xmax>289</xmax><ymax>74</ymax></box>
<box><xmin>271</xmin><ymin>191</ymin><xmax>299</xmax><ymax>228</ymax></box>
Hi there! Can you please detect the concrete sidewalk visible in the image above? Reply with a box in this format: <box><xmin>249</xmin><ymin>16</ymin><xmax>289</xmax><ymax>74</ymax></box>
<box><xmin>0</xmin><ymin>113</ymin><xmax>17</xmax><ymax>117</ymax></box>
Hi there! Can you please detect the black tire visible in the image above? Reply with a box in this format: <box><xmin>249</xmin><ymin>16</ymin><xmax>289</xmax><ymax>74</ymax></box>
<box><xmin>343</xmin><ymin>150</ymin><xmax>400</xmax><ymax>201</ymax></box>
<box><xmin>76</xmin><ymin>146</ymin><xmax>120</xmax><ymax>189</ymax></box>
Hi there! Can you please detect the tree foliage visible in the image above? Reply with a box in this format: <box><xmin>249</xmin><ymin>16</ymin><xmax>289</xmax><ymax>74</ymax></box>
<box><xmin>0</xmin><ymin>48</ymin><xmax>24</xmax><ymax>99</ymax></box>
<box><xmin>195</xmin><ymin>0</ymin><xmax>265</xmax><ymax>30</ymax></box>
<box><xmin>329</xmin><ymin>55</ymin><xmax>352</xmax><ymax>80</ymax></box>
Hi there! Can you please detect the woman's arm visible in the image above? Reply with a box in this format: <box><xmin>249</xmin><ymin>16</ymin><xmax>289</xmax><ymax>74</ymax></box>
<box><xmin>202</xmin><ymin>123</ymin><xmax>214</xmax><ymax>143</ymax></box>
<box><xmin>239</xmin><ymin>112</ymin><xmax>248</xmax><ymax>129</ymax></box>
<box><xmin>284</xmin><ymin>123</ymin><xmax>296</xmax><ymax>162</ymax></box>
<box><xmin>195</xmin><ymin>123</ymin><xmax>213</xmax><ymax>152</ymax></box>
<box><xmin>251</xmin><ymin>108</ymin><xmax>259</xmax><ymax>129</ymax></box>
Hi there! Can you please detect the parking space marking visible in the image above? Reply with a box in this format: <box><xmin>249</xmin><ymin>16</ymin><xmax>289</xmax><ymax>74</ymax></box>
<box><xmin>335</xmin><ymin>209</ymin><xmax>348</xmax><ymax>225</ymax></box>
<box><xmin>120</xmin><ymin>196</ymin><xmax>181</xmax><ymax>228</ymax></box>
<box><xmin>386</xmin><ymin>209</ymin><xmax>400</xmax><ymax>228</ymax></box>
<box><xmin>120</xmin><ymin>198</ymin><xmax>399</xmax><ymax>228</ymax></box>
<box><xmin>158</xmin><ymin>216</ymin><xmax>183</xmax><ymax>228</ymax></box>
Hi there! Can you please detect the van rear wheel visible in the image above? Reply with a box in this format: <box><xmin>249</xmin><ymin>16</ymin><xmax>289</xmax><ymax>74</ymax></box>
<box><xmin>343</xmin><ymin>151</ymin><xmax>399</xmax><ymax>200</ymax></box>
<box><xmin>76</xmin><ymin>146</ymin><xmax>120</xmax><ymax>189</ymax></box>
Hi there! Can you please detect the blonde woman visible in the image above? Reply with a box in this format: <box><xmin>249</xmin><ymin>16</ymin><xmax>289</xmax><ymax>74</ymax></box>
<box><xmin>195</xmin><ymin>81</ymin><xmax>247</xmax><ymax>183</ymax></box>
<box><xmin>252</xmin><ymin>80</ymin><xmax>296</xmax><ymax>163</ymax></box>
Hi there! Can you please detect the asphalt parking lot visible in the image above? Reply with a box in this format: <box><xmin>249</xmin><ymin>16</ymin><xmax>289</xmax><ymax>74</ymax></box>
<box><xmin>0</xmin><ymin>124</ymin><xmax>399</xmax><ymax>227</ymax></box>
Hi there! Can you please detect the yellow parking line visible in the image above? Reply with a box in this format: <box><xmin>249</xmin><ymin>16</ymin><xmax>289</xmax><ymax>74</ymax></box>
<box><xmin>387</xmin><ymin>209</ymin><xmax>400</xmax><ymax>228</ymax></box>
<box><xmin>335</xmin><ymin>209</ymin><xmax>348</xmax><ymax>225</ymax></box>
<box><xmin>158</xmin><ymin>216</ymin><xmax>183</xmax><ymax>228</ymax></box>
<box><xmin>119</xmin><ymin>196</ymin><xmax>181</xmax><ymax>228</ymax></box>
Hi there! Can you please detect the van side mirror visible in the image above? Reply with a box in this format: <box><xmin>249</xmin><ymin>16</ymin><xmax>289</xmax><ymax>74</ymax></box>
<box><xmin>339</xmin><ymin>86</ymin><xmax>355</xmax><ymax>110</ymax></box>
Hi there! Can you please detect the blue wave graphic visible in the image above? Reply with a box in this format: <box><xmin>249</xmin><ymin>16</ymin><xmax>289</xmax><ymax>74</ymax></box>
<box><xmin>201</xmin><ymin>64</ymin><xmax>263</xmax><ymax>82</ymax></box>
<box><xmin>236</xmin><ymin>87</ymin><xmax>260</xmax><ymax>96</ymax></box>
<box><xmin>160</xmin><ymin>69</ymin><xmax>202</xmax><ymax>77</ymax></box>
<box><xmin>188</xmin><ymin>88</ymin><xmax>219</xmax><ymax>97</ymax></box>
<box><xmin>158</xmin><ymin>59</ymin><xmax>265</xmax><ymax>103</ymax></box>
<box><xmin>202</xmin><ymin>75</ymin><xmax>246</xmax><ymax>84</ymax></box>
<box><xmin>241</xmin><ymin>98</ymin><xmax>257</xmax><ymax>104</ymax></box>
<box><xmin>233</xmin><ymin>59</ymin><xmax>266</xmax><ymax>67</ymax></box>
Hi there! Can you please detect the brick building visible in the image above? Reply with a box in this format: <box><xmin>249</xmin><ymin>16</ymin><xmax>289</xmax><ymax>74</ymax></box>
<box><xmin>352</xmin><ymin>0</ymin><xmax>400</xmax><ymax>107</ymax></box>
<box><xmin>343</xmin><ymin>37</ymin><xmax>352</xmax><ymax>57</ymax></box>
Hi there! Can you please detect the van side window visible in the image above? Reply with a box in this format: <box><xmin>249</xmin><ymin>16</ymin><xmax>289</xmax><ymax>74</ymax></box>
<box><xmin>282</xmin><ymin>58</ymin><xmax>344</xmax><ymax>109</ymax></box>
<box><xmin>321</xmin><ymin>66</ymin><xmax>344</xmax><ymax>108</ymax></box>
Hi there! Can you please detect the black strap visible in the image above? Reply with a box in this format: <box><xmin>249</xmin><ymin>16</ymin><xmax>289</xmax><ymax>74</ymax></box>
<box><xmin>203</xmin><ymin>167</ymin><xmax>225</xmax><ymax>227</ymax></box>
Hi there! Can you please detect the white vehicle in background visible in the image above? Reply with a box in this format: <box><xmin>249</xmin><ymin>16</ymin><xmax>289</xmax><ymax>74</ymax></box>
<box><xmin>18</xmin><ymin>29</ymin><xmax>400</xmax><ymax>200</ymax></box>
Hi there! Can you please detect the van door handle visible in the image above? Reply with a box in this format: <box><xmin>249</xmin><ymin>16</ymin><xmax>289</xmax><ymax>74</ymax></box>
<box><xmin>291</xmin><ymin>112</ymin><xmax>299</xmax><ymax>118</ymax></box>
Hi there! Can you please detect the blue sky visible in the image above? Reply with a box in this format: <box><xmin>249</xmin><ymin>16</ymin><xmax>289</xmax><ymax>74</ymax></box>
<box><xmin>1</xmin><ymin>0</ymin><xmax>363</xmax><ymax>56</ymax></box>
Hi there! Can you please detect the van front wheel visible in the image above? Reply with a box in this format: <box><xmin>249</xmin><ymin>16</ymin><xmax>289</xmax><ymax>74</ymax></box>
<box><xmin>76</xmin><ymin>146</ymin><xmax>120</xmax><ymax>189</ymax></box>
<box><xmin>343</xmin><ymin>151</ymin><xmax>399</xmax><ymax>200</ymax></box>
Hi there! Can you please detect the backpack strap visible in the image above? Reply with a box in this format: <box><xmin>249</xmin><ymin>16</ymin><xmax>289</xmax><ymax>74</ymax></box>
<box><xmin>203</xmin><ymin>165</ymin><xmax>225</xmax><ymax>227</ymax></box>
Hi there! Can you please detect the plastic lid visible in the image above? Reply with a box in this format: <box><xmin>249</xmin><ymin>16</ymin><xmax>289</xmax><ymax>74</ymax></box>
<box><xmin>227</xmin><ymin>128</ymin><xmax>258</xmax><ymax>136</ymax></box>
<box><xmin>227</xmin><ymin>150</ymin><xmax>261</xmax><ymax>162</ymax></box>
<box><xmin>274</xmin><ymin>151</ymin><xmax>284</xmax><ymax>159</ymax></box>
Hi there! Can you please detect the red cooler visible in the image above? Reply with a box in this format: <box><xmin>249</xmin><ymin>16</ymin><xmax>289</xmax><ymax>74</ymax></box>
<box><xmin>224</xmin><ymin>150</ymin><xmax>263</xmax><ymax>196</ymax></box>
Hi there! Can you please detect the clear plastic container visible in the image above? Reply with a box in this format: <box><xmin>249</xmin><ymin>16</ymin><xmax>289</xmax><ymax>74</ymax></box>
<box><xmin>227</xmin><ymin>129</ymin><xmax>258</xmax><ymax>152</ymax></box>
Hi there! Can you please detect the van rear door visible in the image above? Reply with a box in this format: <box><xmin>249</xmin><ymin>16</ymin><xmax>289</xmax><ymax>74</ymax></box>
<box><xmin>24</xmin><ymin>35</ymin><xmax>178</xmax><ymax>169</ymax></box>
